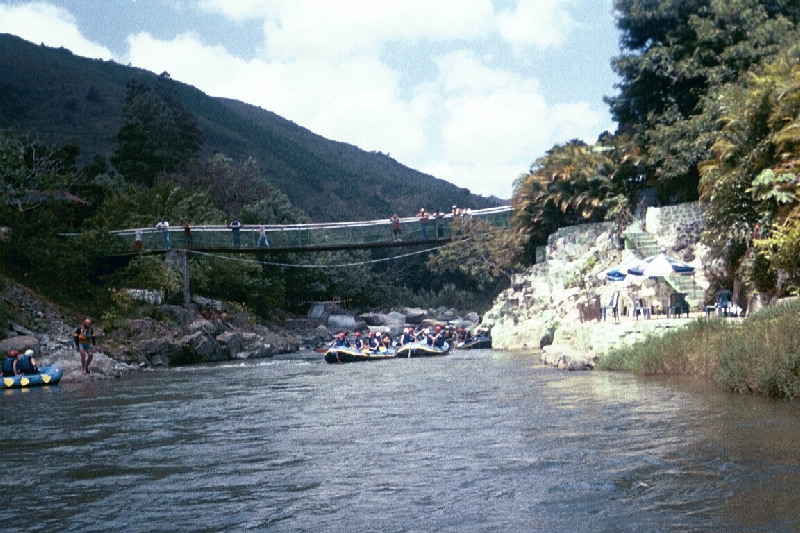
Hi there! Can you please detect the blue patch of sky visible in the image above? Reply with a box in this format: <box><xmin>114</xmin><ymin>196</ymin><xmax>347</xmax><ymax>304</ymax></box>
<box><xmin>24</xmin><ymin>0</ymin><xmax>263</xmax><ymax>60</ymax></box>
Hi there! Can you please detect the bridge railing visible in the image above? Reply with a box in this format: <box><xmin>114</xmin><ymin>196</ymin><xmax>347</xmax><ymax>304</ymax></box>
<box><xmin>105</xmin><ymin>206</ymin><xmax>512</xmax><ymax>252</ymax></box>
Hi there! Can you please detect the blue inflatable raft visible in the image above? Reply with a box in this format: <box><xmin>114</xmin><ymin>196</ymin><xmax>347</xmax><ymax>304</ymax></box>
<box><xmin>1</xmin><ymin>366</ymin><xmax>63</xmax><ymax>389</ymax></box>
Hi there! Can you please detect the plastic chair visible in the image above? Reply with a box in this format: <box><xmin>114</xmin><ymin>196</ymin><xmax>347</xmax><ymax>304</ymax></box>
<box><xmin>633</xmin><ymin>298</ymin><xmax>651</xmax><ymax>320</ymax></box>
<box><xmin>602</xmin><ymin>291</ymin><xmax>620</xmax><ymax>322</ymax></box>
<box><xmin>669</xmin><ymin>293</ymin><xmax>689</xmax><ymax>318</ymax></box>
<box><xmin>705</xmin><ymin>289</ymin><xmax>733</xmax><ymax>318</ymax></box>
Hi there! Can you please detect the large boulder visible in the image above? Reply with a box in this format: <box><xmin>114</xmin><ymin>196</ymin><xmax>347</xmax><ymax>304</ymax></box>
<box><xmin>216</xmin><ymin>330</ymin><xmax>245</xmax><ymax>359</ymax></box>
<box><xmin>0</xmin><ymin>335</ymin><xmax>39</xmax><ymax>354</ymax></box>
<box><xmin>187</xmin><ymin>318</ymin><xmax>225</xmax><ymax>336</ymax></box>
<box><xmin>402</xmin><ymin>307</ymin><xmax>427</xmax><ymax>324</ymax></box>
<box><xmin>360</xmin><ymin>312</ymin><xmax>388</xmax><ymax>326</ymax></box>
<box><xmin>177</xmin><ymin>331</ymin><xmax>223</xmax><ymax>364</ymax></box>
<box><xmin>328</xmin><ymin>314</ymin><xmax>357</xmax><ymax>330</ymax></box>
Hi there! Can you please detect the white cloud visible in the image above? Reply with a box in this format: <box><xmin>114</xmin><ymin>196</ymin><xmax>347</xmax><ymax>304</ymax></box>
<box><xmin>0</xmin><ymin>2</ymin><xmax>115</xmax><ymax>60</ymax></box>
<box><xmin>124</xmin><ymin>32</ymin><xmax>433</xmax><ymax>161</ymax></box>
<box><xmin>201</xmin><ymin>0</ymin><xmax>494</xmax><ymax>60</ymax></box>
<box><xmin>497</xmin><ymin>0</ymin><xmax>578</xmax><ymax>50</ymax></box>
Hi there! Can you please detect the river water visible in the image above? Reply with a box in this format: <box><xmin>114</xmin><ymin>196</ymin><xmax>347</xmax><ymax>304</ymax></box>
<box><xmin>2</xmin><ymin>349</ymin><xmax>800</xmax><ymax>532</ymax></box>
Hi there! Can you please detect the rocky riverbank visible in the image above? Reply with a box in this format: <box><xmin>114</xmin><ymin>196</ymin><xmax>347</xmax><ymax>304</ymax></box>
<box><xmin>0</xmin><ymin>278</ymin><xmax>487</xmax><ymax>383</ymax></box>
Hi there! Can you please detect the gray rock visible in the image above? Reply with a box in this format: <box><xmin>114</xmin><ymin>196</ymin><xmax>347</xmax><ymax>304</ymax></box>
<box><xmin>179</xmin><ymin>331</ymin><xmax>223</xmax><ymax>363</ymax></box>
<box><xmin>0</xmin><ymin>335</ymin><xmax>39</xmax><ymax>354</ymax></box>
<box><xmin>402</xmin><ymin>307</ymin><xmax>427</xmax><ymax>324</ymax></box>
<box><xmin>328</xmin><ymin>314</ymin><xmax>357</xmax><ymax>330</ymax></box>
<box><xmin>464</xmin><ymin>312</ymin><xmax>480</xmax><ymax>323</ymax></box>
<box><xmin>158</xmin><ymin>305</ymin><xmax>192</xmax><ymax>325</ymax></box>
<box><xmin>360</xmin><ymin>312</ymin><xmax>388</xmax><ymax>326</ymax></box>
<box><xmin>188</xmin><ymin>318</ymin><xmax>224</xmax><ymax>336</ymax></box>
<box><xmin>216</xmin><ymin>331</ymin><xmax>244</xmax><ymax>359</ymax></box>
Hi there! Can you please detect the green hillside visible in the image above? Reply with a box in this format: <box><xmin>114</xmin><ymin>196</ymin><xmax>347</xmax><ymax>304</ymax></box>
<box><xmin>0</xmin><ymin>33</ymin><xmax>500</xmax><ymax>222</ymax></box>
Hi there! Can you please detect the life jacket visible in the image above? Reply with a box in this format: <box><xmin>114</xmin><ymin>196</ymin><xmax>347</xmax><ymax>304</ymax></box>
<box><xmin>1</xmin><ymin>357</ymin><xmax>15</xmax><ymax>377</ymax></box>
<box><xmin>75</xmin><ymin>326</ymin><xmax>93</xmax><ymax>344</ymax></box>
<box><xmin>17</xmin><ymin>355</ymin><xmax>38</xmax><ymax>375</ymax></box>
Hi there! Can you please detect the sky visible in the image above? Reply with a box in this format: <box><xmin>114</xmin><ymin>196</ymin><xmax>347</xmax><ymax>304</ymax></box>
<box><xmin>1</xmin><ymin>0</ymin><xmax>621</xmax><ymax>199</ymax></box>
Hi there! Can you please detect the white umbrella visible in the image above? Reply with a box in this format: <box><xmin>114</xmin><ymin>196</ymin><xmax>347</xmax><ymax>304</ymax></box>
<box><xmin>626</xmin><ymin>253</ymin><xmax>694</xmax><ymax>277</ymax></box>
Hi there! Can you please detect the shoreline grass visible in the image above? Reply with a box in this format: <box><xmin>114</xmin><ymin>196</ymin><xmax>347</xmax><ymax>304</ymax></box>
<box><xmin>598</xmin><ymin>300</ymin><xmax>800</xmax><ymax>399</ymax></box>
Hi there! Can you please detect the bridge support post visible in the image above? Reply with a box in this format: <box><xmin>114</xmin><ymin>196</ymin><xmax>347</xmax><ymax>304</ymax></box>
<box><xmin>179</xmin><ymin>250</ymin><xmax>191</xmax><ymax>308</ymax></box>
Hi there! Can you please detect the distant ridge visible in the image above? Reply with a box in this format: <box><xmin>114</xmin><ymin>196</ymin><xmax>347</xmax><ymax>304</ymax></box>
<box><xmin>0</xmin><ymin>33</ymin><xmax>501</xmax><ymax>222</ymax></box>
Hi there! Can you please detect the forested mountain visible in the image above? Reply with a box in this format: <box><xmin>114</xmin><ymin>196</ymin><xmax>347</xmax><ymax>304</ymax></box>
<box><xmin>0</xmin><ymin>33</ymin><xmax>499</xmax><ymax>222</ymax></box>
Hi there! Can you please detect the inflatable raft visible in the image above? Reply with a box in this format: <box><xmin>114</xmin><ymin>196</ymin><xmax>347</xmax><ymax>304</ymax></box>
<box><xmin>324</xmin><ymin>347</ymin><xmax>396</xmax><ymax>364</ymax></box>
<box><xmin>455</xmin><ymin>336</ymin><xmax>492</xmax><ymax>350</ymax></box>
<box><xmin>1</xmin><ymin>366</ymin><xmax>63</xmax><ymax>389</ymax></box>
<box><xmin>395</xmin><ymin>341</ymin><xmax>450</xmax><ymax>358</ymax></box>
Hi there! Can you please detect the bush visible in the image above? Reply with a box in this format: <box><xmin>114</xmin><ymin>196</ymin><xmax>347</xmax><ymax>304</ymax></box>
<box><xmin>599</xmin><ymin>300</ymin><xmax>800</xmax><ymax>399</ymax></box>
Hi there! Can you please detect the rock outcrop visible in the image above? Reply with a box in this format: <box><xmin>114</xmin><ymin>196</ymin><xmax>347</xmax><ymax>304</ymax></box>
<box><xmin>483</xmin><ymin>203</ymin><xmax>712</xmax><ymax>370</ymax></box>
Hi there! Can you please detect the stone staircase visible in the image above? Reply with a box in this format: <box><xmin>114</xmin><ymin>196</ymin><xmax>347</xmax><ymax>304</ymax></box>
<box><xmin>623</xmin><ymin>223</ymin><xmax>703</xmax><ymax>310</ymax></box>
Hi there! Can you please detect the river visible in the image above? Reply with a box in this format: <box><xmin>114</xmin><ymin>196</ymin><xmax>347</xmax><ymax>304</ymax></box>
<box><xmin>2</xmin><ymin>349</ymin><xmax>800</xmax><ymax>532</ymax></box>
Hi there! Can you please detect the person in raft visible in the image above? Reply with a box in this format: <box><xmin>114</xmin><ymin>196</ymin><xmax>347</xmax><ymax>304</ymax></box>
<box><xmin>351</xmin><ymin>332</ymin><xmax>366</xmax><ymax>351</ymax></box>
<box><xmin>74</xmin><ymin>318</ymin><xmax>96</xmax><ymax>374</ymax></box>
<box><xmin>333</xmin><ymin>332</ymin><xmax>349</xmax><ymax>347</ymax></box>
<box><xmin>2</xmin><ymin>350</ymin><xmax>20</xmax><ymax>377</ymax></box>
<box><xmin>399</xmin><ymin>327</ymin><xmax>416</xmax><ymax>346</ymax></box>
<box><xmin>427</xmin><ymin>325</ymin><xmax>446</xmax><ymax>347</ymax></box>
<box><xmin>16</xmin><ymin>349</ymin><xmax>39</xmax><ymax>375</ymax></box>
<box><xmin>367</xmin><ymin>331</ymin><xmax>381</xmax><ymax>351</ymax></box>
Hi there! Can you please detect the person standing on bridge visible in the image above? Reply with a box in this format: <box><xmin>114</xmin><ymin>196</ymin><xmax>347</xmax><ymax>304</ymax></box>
<box><xmin>390</xmin><ymin>214</ymin><xmax>401</xmax><ymax>241</ymax></box>
<box><xmin>229</xmin><ymin>218</ymin><xmax>242</xmax><ymax>247</ymax></box>
<box><xmin>416</xmin><ymin>208</ymin><xmax>430</xmax><ymax>239</ymax></box>
<box><xmin>256</xmin><ymin>225</ymin><xmax>270</xmax><ymax>247</ymax></box>
<box><xmin>182</xmin><ymin>222</ymin><xmax>193</xmax><ymax>248</ymax></box>
<box><xmin>156</xmin><ymin>217</ymin><xmax>170</xmax><ymax>249</ymax></box>
<box><xmin>433</xmin><ymin>209</ymin><xmax>445</xmax><ymax>237</ymax></box>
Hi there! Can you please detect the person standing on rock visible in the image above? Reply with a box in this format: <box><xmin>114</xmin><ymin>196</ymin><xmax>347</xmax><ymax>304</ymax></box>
<box><xmin>74</xmin><ymin>318</ymin><xmax>96</xmax><ymax>374</ymax></box>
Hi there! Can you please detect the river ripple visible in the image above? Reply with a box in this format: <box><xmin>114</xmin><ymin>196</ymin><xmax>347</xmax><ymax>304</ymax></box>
<box><xmin>2</xmin><ymin>350</ymin><xmax>800</xmax><ymax>532</ymax></box>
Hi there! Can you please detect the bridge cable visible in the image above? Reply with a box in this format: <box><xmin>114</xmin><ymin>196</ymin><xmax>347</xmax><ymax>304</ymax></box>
<box><xmin>185</xmin><ymin>242</ymin><xmax>461</xmax><ymax>269</ymax></box>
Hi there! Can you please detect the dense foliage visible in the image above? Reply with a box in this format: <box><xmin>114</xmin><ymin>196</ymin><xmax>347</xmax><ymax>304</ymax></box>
<box><xmin>510</xmin><ymin>0</ymin><xmax>800</xmax><ymax>303</ymax></box>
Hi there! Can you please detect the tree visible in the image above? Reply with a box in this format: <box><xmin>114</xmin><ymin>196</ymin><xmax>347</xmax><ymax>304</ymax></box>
<box><xmin>112</xmin><ymin>76</ymin><xmax>202</xmax><ymax>186</ymax></box>
<box><xmin>171</xmin><ymin>155</ymin><xmax>276</xmax><ymax>217</ymax></box>
<box><xmin>427</xmin><ymin>216</ymin><xmax>525</xmax><ymax>287</ymax></box>
<box><xmin>607</xmin><ymin>0</ymin><xmax>800</xmax><ymax>201</ymax></box>
<box><xmin>512</xmin><ymin>139</ymin><xmax>623</xmax><ymax>258</ymax></box>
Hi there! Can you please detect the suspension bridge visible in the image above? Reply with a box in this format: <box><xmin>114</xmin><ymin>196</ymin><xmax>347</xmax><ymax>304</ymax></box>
<box><xmin>107</xmin><ymin>206</ymin><xmax>513</xmax><ymax>255</ymax></box>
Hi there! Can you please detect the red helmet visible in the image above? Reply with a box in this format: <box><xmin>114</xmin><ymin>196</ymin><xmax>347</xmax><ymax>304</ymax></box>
<box><xmin>368</xmin><ymin>332</ymin><xmax>375</xmax><ymax>337</ymax></box>
<box><xmin>8</xmin><ymin>350</ymin><xmax>19</xmax><ymax>357</ymax></box>
<box><xmin>355</xmin><ymin>332</ymin><xmax>361</xmax><ymax>337</ymax></box>
<box><xmin>337</xmin><ymin>332</ymin><xmax>345</xmax><ymax>338</ymax></box>
<box><xmin>83</xmin><ymin>318</ymin><xmax>92</xmax><ymax>326</ymax></box>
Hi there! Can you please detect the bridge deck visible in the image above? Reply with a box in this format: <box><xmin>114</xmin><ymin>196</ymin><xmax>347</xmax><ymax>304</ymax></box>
<box><xmin>104</xmin><ymin>206</ymin><xmax>511</xmax><ymax>254</ymax></box>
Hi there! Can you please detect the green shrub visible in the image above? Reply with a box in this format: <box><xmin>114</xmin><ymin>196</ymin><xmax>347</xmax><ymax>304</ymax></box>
<box><xmin>599</xmin><ymin>300</ymin><xmax>800</xmax><ymax>399</ymax></box>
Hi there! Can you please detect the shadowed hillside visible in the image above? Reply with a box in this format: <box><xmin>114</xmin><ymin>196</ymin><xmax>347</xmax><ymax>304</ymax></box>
<box><xmin>0</xmin><ymin>33</ymin><xmax>501</xmax><ymax>221</ymax></box>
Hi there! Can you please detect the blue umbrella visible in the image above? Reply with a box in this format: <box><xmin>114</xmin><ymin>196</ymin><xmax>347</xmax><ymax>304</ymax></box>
<box><xmin>602</xmin><ymin>257</ymin><xmax>647</xmax><ymax>282</ymax></box>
